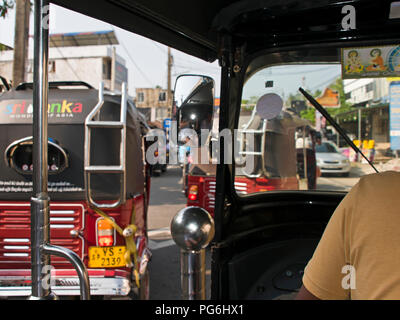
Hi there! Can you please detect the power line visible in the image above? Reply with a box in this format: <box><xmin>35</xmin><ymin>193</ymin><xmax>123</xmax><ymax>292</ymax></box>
<box><xmin>258</xmin><ymin>66</ymin><xmax>337</xmax><ymax>77</ymax></box>
<box><xmin>152</xmin><ymin>42</ymin><xmax>168</xmax><ymax>55</ymax></box>
<box><xmin>173</xmin><ymin>63</ymin><xmax>220</xmax><ymax>76</ymax></box>
<box><xmin>309</xmin><ymin>73</ymin><xmax>341</xmax><ymax>91</ymax></box>
<box><xmin>109</xmin><ymin>25</ymin><xmax>155</xmax><ymax>87</ymax></box>
<box><xmin>49</xmin><ymin>39</ymin><xmax>86</xmax><ymax>82</ymax></box>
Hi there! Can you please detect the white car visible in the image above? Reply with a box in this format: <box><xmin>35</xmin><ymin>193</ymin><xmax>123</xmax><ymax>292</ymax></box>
<box><xmin>316</xmin><ymin>141</ymin><xmax>351</xmax><ymax>177</ymax></box>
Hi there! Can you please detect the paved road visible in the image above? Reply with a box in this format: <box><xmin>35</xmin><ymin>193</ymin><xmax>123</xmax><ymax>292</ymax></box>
<box><xmin>146</xmin><ymin>165</ymin><xmax>212</xmax><ymax>300</ymax></box>
<box><xmin>317</xmin><ymin>163</ymin><xmax>376</xmax><ymax>192</ymax></box>
<box><xmin>147</xmin><ymin>166</ymin><xmax>185</xmax><ymax>300</ymax></box>
<box><xmin>147</xmin><ymin>166</ymin><xmax>186</xmax><ymax>232</ymax></box>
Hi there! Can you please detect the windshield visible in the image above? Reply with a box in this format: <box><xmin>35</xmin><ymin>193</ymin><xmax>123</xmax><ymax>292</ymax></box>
<box><xmin>234</xmin><ymin>51</ymin><xmax>400</xmax><ymax>195</ymax></box>
<box><xmin>316</xmin><ymin>143</ymin><xmax>338</xmax><ymax>153</ymax></box>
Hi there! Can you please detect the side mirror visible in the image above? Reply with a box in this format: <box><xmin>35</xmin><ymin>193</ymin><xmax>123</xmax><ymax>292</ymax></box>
<box><xmin>255</xmin><ymin>93</ymin><xmax>283</xmax><ymax>120</ymax></box>
<box><xmin>173</xmin><ymin>75</ymin><xmax>215</xmax><ymax>145</ymax></box>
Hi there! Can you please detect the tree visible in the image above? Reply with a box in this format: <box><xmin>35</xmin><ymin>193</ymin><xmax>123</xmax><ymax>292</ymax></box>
<box><xmin>0</xmin><ymin>0</ymin><xmax>31</xmax><ymax>85</ymax></box>
<box><xmin>0</xmin><ymin>1</ymin><xmax>14</xmax><ymax>18</ymax></box>
<box><xmin>299</xmin><ymin>78</ymin><xmax>353</xmax><ymax>125</ymax></box>
<box><xmin>326</xmin><ymin>77</ymin><xmax>352</xmax><ymax>118</ymax></box>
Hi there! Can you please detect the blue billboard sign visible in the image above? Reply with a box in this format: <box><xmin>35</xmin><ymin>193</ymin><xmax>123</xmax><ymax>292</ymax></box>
<box><xmin>163</xmin><ymin>118</ymin><xmax>171</xmax><ymax>129</ymax></box>
<box><xmin>390</xmin><ymin>82</ymin><xmax>400</xmax><ymax>150</ymax></box>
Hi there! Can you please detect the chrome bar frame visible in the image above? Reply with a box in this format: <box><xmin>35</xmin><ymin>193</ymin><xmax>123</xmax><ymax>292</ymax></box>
<box><xmin>42</xmin><ymin>245</ymin><xmax>90</xmax><ymax>300</ymax></box>
<box><xmin>238</xmin><ymin>106</ymin><xmax>267</xmax><ymax>178</ymax></box>
<box><xmin>180</xmin><ymin>250</ymin><xmax>206</xmax><ymax>300</ymax></box>
<box><xmin>84</xmin><ymin>82</ymin><xmax>128</xmax><ymax>209</ymax></box>
<box><xmin>30</xmin><ymin>0</ymin><xmax>90</xmax><ymax>300</ymax></box>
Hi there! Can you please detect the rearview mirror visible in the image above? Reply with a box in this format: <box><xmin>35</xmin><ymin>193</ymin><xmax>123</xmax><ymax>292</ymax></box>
<box><xmin>173</xmin><ymin>75</ymin><xmax>215</xmax><ymax>147</ymax></box>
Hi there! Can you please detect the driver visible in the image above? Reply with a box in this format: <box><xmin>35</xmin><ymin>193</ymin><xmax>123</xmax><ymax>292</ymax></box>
<box><xmin>296</xmin><ymin>170</ymin><xmax>400</xmax><ymax>300</ymax></box>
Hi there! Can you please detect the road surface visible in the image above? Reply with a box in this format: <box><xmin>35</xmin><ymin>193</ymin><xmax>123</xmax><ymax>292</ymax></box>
<box><xmin>147</xmin><ymin>165</ymin><xmax>211</xmax><ymax>300</ymax></box>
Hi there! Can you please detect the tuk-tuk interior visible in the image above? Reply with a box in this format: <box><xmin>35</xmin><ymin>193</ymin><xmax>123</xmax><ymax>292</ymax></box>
<box><xmin>20</xmin><ymin>0</ymin><xmax>400</xmax><ymax>300</ymax></box>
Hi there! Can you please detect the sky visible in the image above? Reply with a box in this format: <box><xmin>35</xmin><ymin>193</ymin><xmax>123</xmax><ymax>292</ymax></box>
<box><xmin>0</xmin><ymin>3</ymin><xmax>342</xmax><ymax>100</ymax></box>
<box><xmin>244</xmin><ymin>64</ymin><xmax>341</xmax><ymax>101</ymax></box>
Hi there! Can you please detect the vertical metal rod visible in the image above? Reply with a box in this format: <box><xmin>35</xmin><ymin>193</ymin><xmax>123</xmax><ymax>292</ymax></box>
<box><xmin>180</xmin><ymin>250</ymin><xmax>206</xmax><ymax>300</ymax></box>
<box><xmin>30</xmin><ymin>0</ymin><xmax>52</xmax><ymax>299</ymax></box>
<box><xmin>302</xmin><ymin>126</ymin><xmax>307</xmax><ymax>187</ymax></box>
<box><xmin>336</xmin><ymin>117</ymin><xmax>340</xmax><ymax>147</ymax></box>
<box><xmin>358</xmin><ymin>108</ymin><xmax>362</xmax><ymax>162</ymax></box>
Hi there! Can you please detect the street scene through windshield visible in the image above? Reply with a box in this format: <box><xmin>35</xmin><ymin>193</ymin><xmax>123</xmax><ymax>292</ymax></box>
<box><xmin>235</xmin><ymin>62</ymin><xmax>399</xmax><ymax>194</ymax></box>
<box><xmin>1</xmin><ymin>0</ymin><xmax>400</xmax><ymax>304</ymax></box>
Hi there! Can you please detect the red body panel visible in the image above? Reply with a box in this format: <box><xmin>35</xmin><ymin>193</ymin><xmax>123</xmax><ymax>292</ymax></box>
<box><xmin>186</xmin><ymin>175</ymin><xmax>299</xmax><ymax>215</ymax></box>
<box><xmin>0</xmin><ymin>195</ymin><xmax>148</xmax><ymax>273</ymax></box>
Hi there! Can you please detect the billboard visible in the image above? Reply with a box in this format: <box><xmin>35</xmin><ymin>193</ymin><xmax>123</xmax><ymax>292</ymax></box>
<box><xmin>389</xmin><ymin>81</ymin><xmax>400</xmax><ymax>150</ymax></box>
<box><xmin>316</xmin><ymin>88</ymin><xmax>339</xmax><ymax>108</ymax></box>
<box><xmin>342</xmin><ymin>45</ymin><xmax>400</xmax><ymax>79</ymax></box>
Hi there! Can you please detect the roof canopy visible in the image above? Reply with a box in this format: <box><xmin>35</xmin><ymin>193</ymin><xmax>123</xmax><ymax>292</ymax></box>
<box><xmin>49</xmin><ymin>0</ymin><xmax>400</xmax><ymax>62</ymax></box>
<box><xmin>49</xmin><ymin>30</ymin><xmax>119</xmax><ymax>48</ymax></box>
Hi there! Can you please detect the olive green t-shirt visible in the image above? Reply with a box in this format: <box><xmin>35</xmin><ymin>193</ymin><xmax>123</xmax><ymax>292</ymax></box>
<box><xmin>303</xmin><ymin>171</ymin><xmax>400</xmax><ymax>300</ymax></box>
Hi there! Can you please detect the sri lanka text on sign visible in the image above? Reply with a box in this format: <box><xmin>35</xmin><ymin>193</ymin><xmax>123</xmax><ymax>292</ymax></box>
<box><xmin>342</xmin><ymin>45</ymin><xmax>400</xmax><ymax>79</ymax></box>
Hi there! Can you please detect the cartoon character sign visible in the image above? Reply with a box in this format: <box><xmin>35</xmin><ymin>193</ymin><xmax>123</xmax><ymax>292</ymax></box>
<box><xmin>343</xmin><ymin>45</ymin><xmax>400</xmax><ymax>79</ymax></box>
<box><xmin>345</xmin><ymin>50</ymin><xmax>364</xmax><ymax>74</ymax></box>
<box><xmin>366</xmin><ymin>48</ymin><xmax>387</xmax><ymax>71</ymax></box>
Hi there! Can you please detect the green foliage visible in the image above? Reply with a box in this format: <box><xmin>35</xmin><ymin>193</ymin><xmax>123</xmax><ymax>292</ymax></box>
<box><xmin>0</xmin><ymin>0</ymin><xmax>14</xmax><ymax>18</ymax></box>
<box><xmin>296</xmin><ymin>78</ymin><xmax>353</xmax><ymax>125</ymax></box>
<box><xmin>241</xmin><ymin>96</ymin><xmax>258</xmax><ymax>112</ymax></box>
<box><xmin>300</xmin><ymin>108</ymin><xmax>316</xmax><ymax>124</ymax></box>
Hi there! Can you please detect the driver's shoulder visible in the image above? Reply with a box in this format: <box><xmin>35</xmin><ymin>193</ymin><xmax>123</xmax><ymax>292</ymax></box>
<box><xmin>353</xmin><ymin>170</ymin><xmax>400</xmax><ymax>205</ymax></box>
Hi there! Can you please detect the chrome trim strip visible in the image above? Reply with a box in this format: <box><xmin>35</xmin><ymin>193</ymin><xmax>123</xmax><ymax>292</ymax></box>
<box><xmin>0</xmin><ymin>277</ymin><xmax>130</xmax><ymax>296</ymax></box>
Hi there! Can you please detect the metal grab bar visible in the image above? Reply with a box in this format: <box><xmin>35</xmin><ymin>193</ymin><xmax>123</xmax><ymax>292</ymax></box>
<box><xmin>238</xmin><ymin>107</ymin><xmax>268</xmax><ymax>178</ymax></box>
<box><xmin>171</xmin><ymin>207</ymin><xmax>215</xmax><ymax>300</ymax></box>
<box><xmin>30</xmin><ymin>0</ymin><xmax>90</xmax><ymax>301</ymax></box>
<box><xmin>42</xmin><ymin>244</ymin><xmax>90</xmax><ymax>300</ymax></box>
<box><xmin>84</xmin><ymin>82</ymin><xmax>128</xmax><ymax>209</ymax></box>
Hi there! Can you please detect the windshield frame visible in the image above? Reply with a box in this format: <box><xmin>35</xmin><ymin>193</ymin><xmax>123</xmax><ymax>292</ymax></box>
<box><xmin>230</xmin><ymin>39</ymin><xmax>397</xmax><ymax>200</ymax></box>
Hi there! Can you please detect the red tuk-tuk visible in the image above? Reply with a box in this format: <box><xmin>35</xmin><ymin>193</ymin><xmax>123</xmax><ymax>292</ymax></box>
<box><xmin>0</xmin><ymin>81</ymin><xmax>151</xmax><ymax>299</ymax></box>
<box><xmin>185</xmin><ymin>104</ymin><xmax>318</xmax><ymax>215</ymax></box>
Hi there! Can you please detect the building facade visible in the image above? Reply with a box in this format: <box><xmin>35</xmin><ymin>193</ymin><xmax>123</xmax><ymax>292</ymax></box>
<box><xmin>135</xmin><ymin>87</ymin><xmax>172</xmax><ymax>122</ymax></box>
<box><xmin>0</xmin><ymin>31</ymin><xmax>128</xmax><ymax>92</ymax></box>
<box><xmin>340</xmin><ymin>78</ymin><xmax>394</xmax><ymax>147</ymax></box>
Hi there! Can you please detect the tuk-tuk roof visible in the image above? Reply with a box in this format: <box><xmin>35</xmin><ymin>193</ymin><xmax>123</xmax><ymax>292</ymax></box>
<box><xmin>51</xmin><ymin>0</ymin><xmax>399</xmax><ymax>62</ymax></box>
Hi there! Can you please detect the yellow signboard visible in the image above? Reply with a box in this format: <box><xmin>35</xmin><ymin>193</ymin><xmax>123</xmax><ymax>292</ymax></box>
<box><xmin>316</xmin><ymin>88</ymin><xmax>339</xmax><ymax>108</ymax></box>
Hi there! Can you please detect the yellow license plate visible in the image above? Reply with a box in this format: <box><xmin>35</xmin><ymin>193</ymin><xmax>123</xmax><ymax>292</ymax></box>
<box><xmin>88</xmin><ymin>246</ymin><xmax>127</xmax><ymax>268</ymax></box>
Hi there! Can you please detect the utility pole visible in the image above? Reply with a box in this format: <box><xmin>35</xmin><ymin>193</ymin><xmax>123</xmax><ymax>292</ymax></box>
<box><xmin>111</xmin><ymin>46</ymin><xmax>116</xmax><ymax>91</ymax></box>
<box><xmin>167</xmin><ymin>47</ymin><xmax>173</xmax><ymax>117</ymax></box>
<box><xmin>13</xmin><ymin>0</ymin><xmax>31</xmax><ymax>87</ymax></box>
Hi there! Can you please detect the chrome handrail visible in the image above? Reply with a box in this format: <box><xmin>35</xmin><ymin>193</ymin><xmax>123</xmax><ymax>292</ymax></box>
<box><xmin>43</xmin><ymin>244</ymin><xmax>90</xmax><ymax>300</ymax></box>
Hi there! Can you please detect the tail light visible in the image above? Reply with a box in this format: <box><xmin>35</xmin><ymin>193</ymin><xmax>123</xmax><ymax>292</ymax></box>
<box><xmin>188</xmin><ymin>185</ymin><xmax>198</xmax><ymax>201</ymax></box>
<box><xmin>96</xmin><ymin>218</ymin><xmax>114</xmax><ymax>247</ymax></box>
<box><xmin>154</xmin><ymin>150</ymin><xmax>159</xmax><ymax>157</ymax></box>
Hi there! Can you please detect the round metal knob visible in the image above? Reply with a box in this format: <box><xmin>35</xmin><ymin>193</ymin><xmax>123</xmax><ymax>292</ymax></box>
<box><xmin>170</xmin><ymin>206</ymin><xmax>215</xmax><ymax>252</ymax></box>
